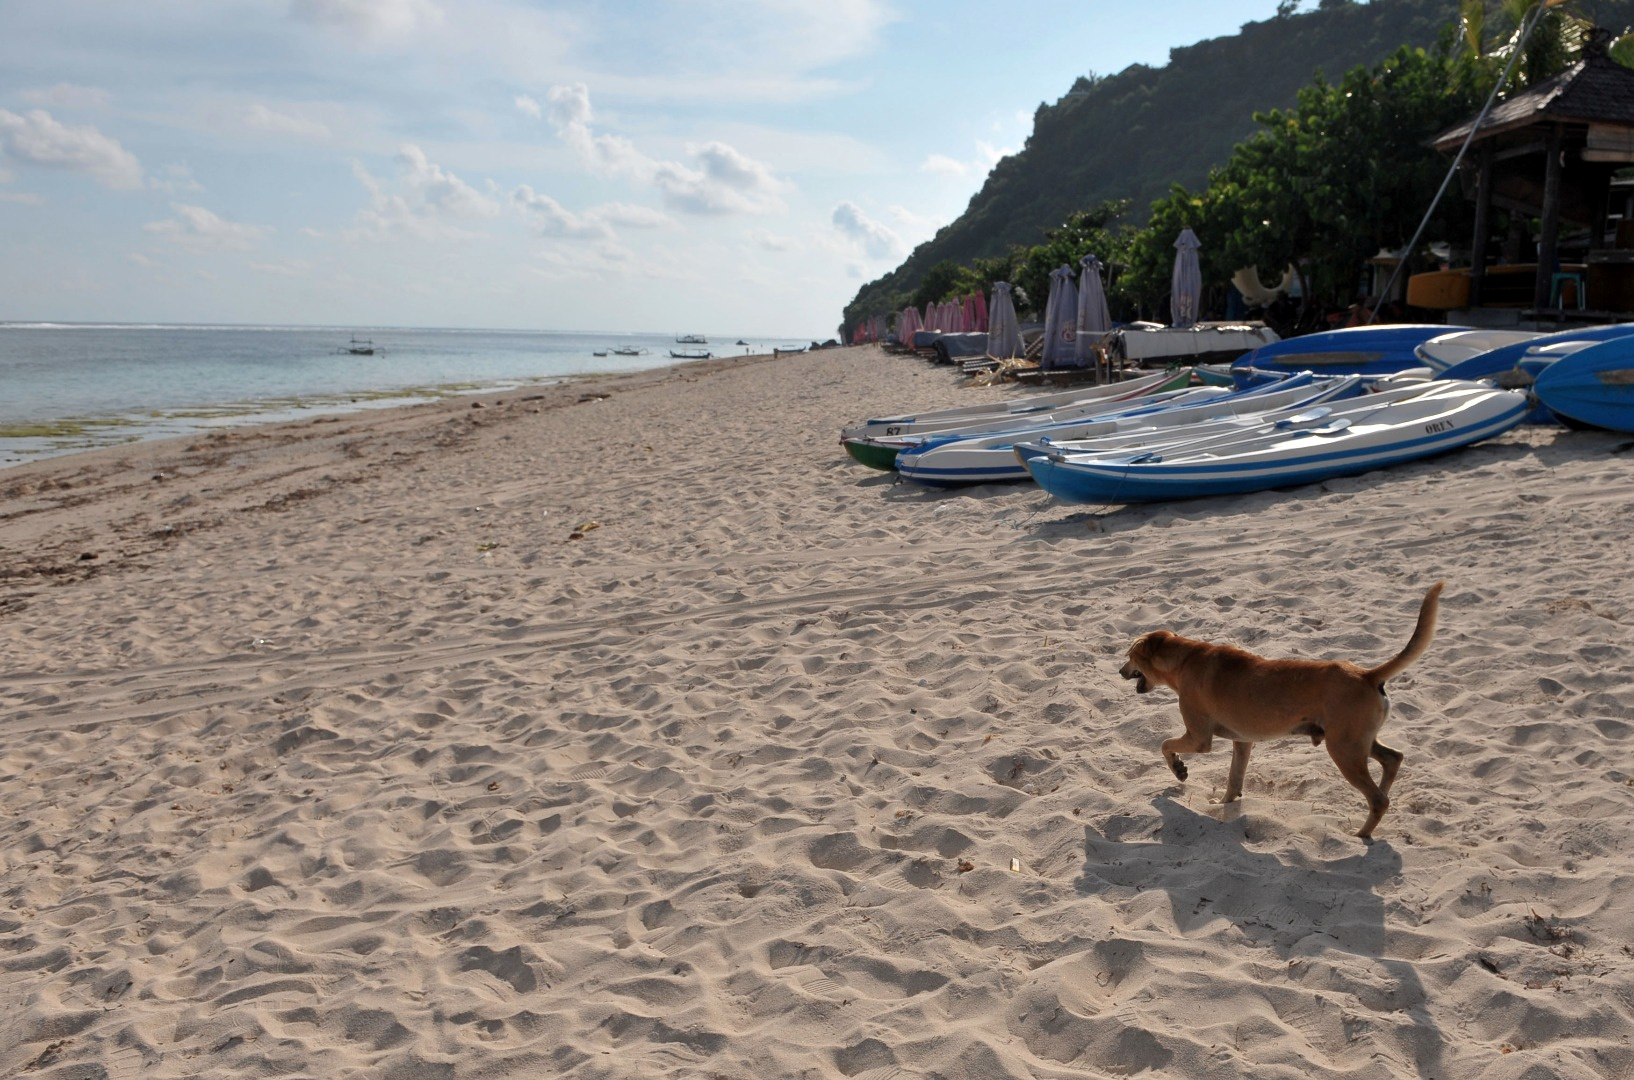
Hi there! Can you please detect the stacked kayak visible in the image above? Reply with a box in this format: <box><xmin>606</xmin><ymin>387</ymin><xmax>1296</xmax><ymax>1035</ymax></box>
<box><xmin>841</xmin><ymin>368</ymin><xmax>1193</xmax><ymax>471</ymax></box>
<box><xmin>1533</xmin><ymin>335</ymin><xmax>1634</xmax><ymax>432</ymax></box>
<box><xmin>893</xmin><ymin>372</ymin><xmax>1362</xmax><ymax>487</ymax></box>
<box><xmin>1232</xmin><ymin>324</ymin><xmax>1464</xmax><ymax>378</ymax></box>
<box><xmin>1021</xmin><ymin>380</ymin><xmax>1528</xmax><ymax>504</ymax></box>
<box><xmin>843</xmin><ymin>368</ymin><xmax>1187</xmax><ymax>442</ymax></box>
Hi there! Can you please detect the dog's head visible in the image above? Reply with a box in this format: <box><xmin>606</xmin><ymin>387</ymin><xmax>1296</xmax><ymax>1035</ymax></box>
<box><xmin>1119</xmin><ymin>630</ymin><xmax>1178</xmax><ymax>694</ymax></box>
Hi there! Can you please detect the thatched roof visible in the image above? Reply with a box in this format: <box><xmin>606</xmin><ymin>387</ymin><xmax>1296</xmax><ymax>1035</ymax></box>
<box><xmin>1433</xmin><ymin>52</ymin><xmax>1634</xmax><ymax>151</ymax></box>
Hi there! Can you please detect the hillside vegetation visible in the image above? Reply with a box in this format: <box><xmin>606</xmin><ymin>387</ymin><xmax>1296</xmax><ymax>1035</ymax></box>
<box><xmin>844</xmin><ymin>0</ymin><xmax>1634</xmax><ymax>331</ymax></box>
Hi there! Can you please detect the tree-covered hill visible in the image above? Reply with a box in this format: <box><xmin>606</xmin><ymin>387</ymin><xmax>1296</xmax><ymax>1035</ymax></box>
<box><xmin>844</xmin><ymin>0</ymin><xmax>1634</xmax><ymax>329</ymax></box>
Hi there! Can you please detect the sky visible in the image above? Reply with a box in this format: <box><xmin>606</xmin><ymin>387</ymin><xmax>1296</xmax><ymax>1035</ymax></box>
<box><xmin>0</xmin><ymin>0</ymin><xmax>1292</xmax><ymax>337</ymax></box>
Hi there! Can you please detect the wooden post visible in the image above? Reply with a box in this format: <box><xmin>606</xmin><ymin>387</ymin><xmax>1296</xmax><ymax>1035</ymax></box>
<box><xmin>1470</xmin><ymin>142</ymin><xmax>1493</xmax><ymax>307</ymax></box>
<box><xmin>1534</xmin><ymin>124</ymin><xmax>1565</xmax><ymax>311</ymax></box>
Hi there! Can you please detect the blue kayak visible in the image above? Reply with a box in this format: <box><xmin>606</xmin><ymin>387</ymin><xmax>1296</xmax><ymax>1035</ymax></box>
<box><xmin>1436</xmin><ymin>322</ymin><xmax>1634</xmax><ymax>382</ymax></box>
<box><xmin>1532</xmin><ymin>337</ymin><xmax>1634</xmax><ymax>433</ymax></box>
<box><xmin>1023</xmin><ymin>382</ymin><xmax>1528</xmax><ymax>504</ymax></box>
<box><xmin>1233</xmin><ymin>324</ymin><xmax>1464</xmax><ymax>378</ymax></box>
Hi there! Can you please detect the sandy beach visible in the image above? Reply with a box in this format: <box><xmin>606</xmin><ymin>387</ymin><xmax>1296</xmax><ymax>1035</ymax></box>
<box><xmin>2</xmin><ymin>345</ymin><xmax>1633</xmax><ymax>1079</ymax></box>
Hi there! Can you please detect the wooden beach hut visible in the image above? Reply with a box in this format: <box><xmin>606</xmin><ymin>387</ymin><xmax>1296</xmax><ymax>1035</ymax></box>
<box><xmin>1419</xmin><ymin>29</ymin><xmax>1634</xmax><ymax>323</ymax></box>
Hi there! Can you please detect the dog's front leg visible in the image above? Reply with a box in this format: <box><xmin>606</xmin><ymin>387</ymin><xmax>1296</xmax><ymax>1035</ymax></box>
<box><xmin>1160</xmin><ymin>706</ymin><xmax>1213</xmax><ymax>782</ymax></box>
<box><xmin>1224</xmin><ymin>741</ymin><xmax>1253</xmax><ymax>803</ymax></box>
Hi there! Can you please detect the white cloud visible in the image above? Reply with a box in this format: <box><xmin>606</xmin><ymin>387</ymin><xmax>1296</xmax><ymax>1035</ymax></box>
<box><xmin>127</xmin><ymin>252</ymin><xmax>159</xmax><ymax>267</ymax></box>
<box><xmin>920</xmin><ymin>141</ymin><xmax>1014</xmax><ymax>183</ymax></box>
<box><xmin>920</xmin><ymin>154</ymin><xmax>968</xmax><ymax>177</ymax></box>
<box><xmin>831</xmin><ymin>201</ymin><xmax>902</xmax><ymax>260</ymax></box>
<box><xmin>288</xmin><ymin>0</ymin><xmax>442</xmax><ymax>38</ymax></box>
<box><xmin>344</xmin><ymin>147</ymin><xmax>497</xmax><ymax>242</ymax></box>
<box><xmin>397</xmin><ymin>144</ymin><xmax>499</xmax><ymax>217</ymax></box>
<box><xmin>539</xmin><ymin>83</ymin><xmax>785</xmax><ymax>216</ymax></box>
<box><xmin>21</xmin><ymin>84</ymin><xmax>112</xmax><ymax>110</ymax></box>
<box><xmin>0</xmin><ymin>108</ymin><xmax>143</xmax><ymax>189</ymax></box>
<box><xmin>511</xmin><ymin>185</ymin><xmax>612</xmax><ymax>240</ymax></box>
<box><xmin>251</xmin><ymin>259</ymin><xmax>315</xmax><ymax>277</ymax></box>
<box><xmin>512</xmin><ymin>186</ymin><xmax>670</xmax><ymax>240</ymax></box>
<box><xmin>244</xmin><ymin>104</ymin><xmax>332</xmax><ymax>141</ymax></box>
<box><xmin>515</xmin><ymin>95</ymin><xmax>542</xmax><ymax>119</ymax></box>
<box><xmin>150</xmin><ymin>162</ymin><xmax>204</xmax><ymax>194</ymax></box>
<box><xmin>751</xmin><ymin>229</ymin><xmax>795</xmax><ymax>252</ymax></box>
<box><xmin>143</xmin><ymin>203</ymin><xmax>270</xmax><ymax>254</ymax></box>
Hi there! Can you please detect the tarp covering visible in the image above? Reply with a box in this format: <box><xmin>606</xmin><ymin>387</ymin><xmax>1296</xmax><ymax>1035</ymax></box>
<box><xmin>1075</xmin><ymin>254</ymin><xmax>1112</xmax><ymax>367</ymax></box>
<box><xmin>1171</xmin><ymin>228</ymin><xmax>1202</xmax><ymax>328</ymax></box>
<box><xmin>1040</xmin><ymin>264</ymin><xmax>1081</xmax><ymax>370</ymax></box>
<box><xmin>931</xmin><ymin>332</ymin><xmax>990</xmax><ymax>363</ymax></box>
<box><xmin>987</xmin><ymin>282</ymin><xmax>1023</xmax><ymax>359</ymax></box>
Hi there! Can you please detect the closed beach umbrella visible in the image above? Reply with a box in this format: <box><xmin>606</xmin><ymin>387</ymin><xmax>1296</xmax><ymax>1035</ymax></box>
<box><xmin>1075</xmin><ymin>254</ymin><xmax>1112</xmax><ymax>366</ymax></box>
<box><xmin>974</xmin><ymin>290</ymin><xmax>988</xmax><ymax>332</ymax></box>
<box><xmin>1040</xmin><ymin>264</ymin><xmax>1080</xmax><ymax>370</ymax></box>
<box><xmin>987</xmin><ymin>282</ymin><xmax>1022</xmax><ymax>359</ymax></box>
<box><xmin>1171</xmin><ymin>227</ymin><xmax>1202</xmax><ymax>328</ymax></box>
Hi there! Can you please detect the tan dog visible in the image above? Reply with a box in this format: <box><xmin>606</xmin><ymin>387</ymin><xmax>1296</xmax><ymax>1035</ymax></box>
<box><xmin>1117</xmin><ymin>582</ymin><xmax>1443</xmax><ymax>839</ymax></box>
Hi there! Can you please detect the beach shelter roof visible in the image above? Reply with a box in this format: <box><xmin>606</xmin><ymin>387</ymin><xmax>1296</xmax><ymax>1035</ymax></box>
<box><xmin>987</xmin><ymin>282</ymin><xmax>1023</xmax><ymax>359</ymax></box>
<box><xmin>1171</xmin><ymin>228</ymin><xmax>1202</xmax><ymax>328</ymax></box>
<box><xmin>1075</xmin><ymin>255</ymin><xmax>1112</xmax><ymax>366</ymax></box>
<box><xmin>1040</xmin><ymin>264</ymin><xmax>1081</xmax><ymax>370</ymax></box>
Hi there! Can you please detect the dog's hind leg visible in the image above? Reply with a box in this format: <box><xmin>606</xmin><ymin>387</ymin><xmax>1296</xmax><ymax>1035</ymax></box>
<box><xmin>1224</xmin><ymin>741</ymin><xmax>1253</xmax><ymax>802</ymax></box>
<box><xmin>1371</xmin><ymin>740</ymin><xmax>1404</xmax><ymax>797</ymax></box>
<box><xmin>1327</xmin><ymin>739</ymin><xmax>1389</xmax><ymax>839</ymax></box>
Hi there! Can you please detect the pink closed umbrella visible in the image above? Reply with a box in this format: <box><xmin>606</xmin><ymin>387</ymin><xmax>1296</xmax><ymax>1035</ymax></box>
<box><xmin>973</xmin><ymin>291</ymin><xmax>988</xmax><ymax>332</ymax></box>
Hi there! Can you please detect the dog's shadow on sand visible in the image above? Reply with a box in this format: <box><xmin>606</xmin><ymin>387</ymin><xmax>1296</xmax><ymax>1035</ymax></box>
<box><xmin>1074</xmin><ymin>796</ymin><xmax>1444</xmax><ymax>1077</ymax></box>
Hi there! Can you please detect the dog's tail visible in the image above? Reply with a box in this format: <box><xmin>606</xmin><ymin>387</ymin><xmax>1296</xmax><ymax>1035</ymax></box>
<box><xmin>1363</xmin><ymin>581</ymin><xmax>1444</xmax><ymax>686</ymax></box>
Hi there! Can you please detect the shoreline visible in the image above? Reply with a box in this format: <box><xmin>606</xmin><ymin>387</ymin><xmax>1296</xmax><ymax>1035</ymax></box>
<box><xmin>3</xmin><ymin>345</ymin><xmax>1633</xmax><ymax>1077</ymax></box>
<box><xmin>0</xmin><ymin>345</ymin><xmax>804</xmax><ymax>471</ymax></box>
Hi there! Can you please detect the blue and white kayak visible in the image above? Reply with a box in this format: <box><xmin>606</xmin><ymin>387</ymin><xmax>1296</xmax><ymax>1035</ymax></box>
<box><xmin>1436</xmin><ymin>322</ymin><xmax>1634</xmax><ymax>382</ymax></box>
<box><xmin>1233</xmin><ymin>324</ymin><xmax>1463</xmax><ymax>378</ymax></box>
<box><xmin>894</xmin><ymin>374</ymin><xmax>1358</xmax><ymax>487</ymax></box>
<box><xmin>1532</xmin><ymin>336</ymin><xmax>1634</xmax><ymax>433</ymax></box>
<box><xmin>1414</xmin><ymin>328</ymin><xmax>1543</xmax><ymax>374</ymax></box>
<box><xmin>840</xmin><ymin>368</ymin><xmax>1187</xmax><ymax>441</ymax></box>
<box><xmin>1022</xmin><ymin>382</ymin><xmax>1528</xmax><ymax>504</ymax></box>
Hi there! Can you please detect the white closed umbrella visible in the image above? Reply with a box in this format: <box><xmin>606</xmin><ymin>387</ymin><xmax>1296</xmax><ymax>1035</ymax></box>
<box><xmin>986</xmin><ymin>282</ymin><xmax>1022</xmax><ymax>359</ymax></box>
<box><xmin>1171</xmin><ymin>227</ymin><xmax>1202</xmax><ymax>328</ymax></box>
<box><xmin>1040</xmin><ymin>264</ymin><xmax>1080</xmax><ymax>370</ymax></box>
<box><xmin>1075</xmin><ymin>254</ymin><xmax>1111</xmax><ymax>367</ymax></box>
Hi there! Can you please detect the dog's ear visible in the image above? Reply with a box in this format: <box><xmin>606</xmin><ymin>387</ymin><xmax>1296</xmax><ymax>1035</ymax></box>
<box><xmin>1132</xmin><ymin>630</ymin><xmax>1176</xmax><ymax>664</ymax></box>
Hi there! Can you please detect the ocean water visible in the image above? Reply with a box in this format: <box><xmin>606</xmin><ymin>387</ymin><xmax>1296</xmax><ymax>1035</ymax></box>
<box><xmin>0</xmin><ymin>324</ymin><xmax>816</xmax><ymax>467</ymax></box>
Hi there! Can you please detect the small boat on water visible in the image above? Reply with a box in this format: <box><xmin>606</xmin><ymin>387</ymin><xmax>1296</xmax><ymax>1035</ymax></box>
<box><xmin>338</xmin><ymin>336</ymin><xmax>382</xmax><ymax>356</ymax></box>
<box><xmin>1533</xmin><ymin>336</ymin><xmax>1634</xmax><ymax>433</ymax></box>
<box><xmin>1021</xmin><ymin>380</ymin><xmax>1527</xmax><ymax>504</ymax></box>
<box><xmin>592</xmin><ymin>349</ymin><xmax>609</xmax><ymax>357</ymax></box>
<box><xmin>611</xmin><ymin>346</ymin><xmax>649</xmax><ymax>356</ymax></box>
<box><xmin>676</xmin><ymin>333</ymin><xmax>708</xmax><ymax>344</ymax></box>
<box><xmin>670</xmin><ymin>348</ymin><xmax>711</xmax><ymax>360</ymax></box>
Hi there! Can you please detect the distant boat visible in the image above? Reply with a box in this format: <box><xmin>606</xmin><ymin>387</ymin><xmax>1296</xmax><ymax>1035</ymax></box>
<box><xmin>773</xmin><ymin>346</ymin><xmax>807</xmax><ymax>356</ymax></box>
<box><xmin>592</xmin><ymin>349</ymin><xmax>608</xmax><ymax>357</ymax></box>
<box><xmin>611</xmin><ymin>346</ymin><xmax>649</xmax><ymax>356</ymax></box>
<box><xmin>670</xmin><ymin>348</ymin><xmax>711</xmax><ymax>360</ymax></box>
<box><xmin>676</xmin><ymin>333</ymin><xmax>707</xmax><ymax>344</ymax></box>
<box><xmin>736</xmin><ymin>339</ymin><xmax>750</xmax><ymax>346</ymax></box>
<box><xmin>338</xmin><ymin>336</ymin><xmax>381</xmax><ymax>356</ymax></box>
